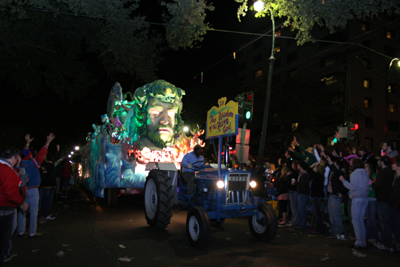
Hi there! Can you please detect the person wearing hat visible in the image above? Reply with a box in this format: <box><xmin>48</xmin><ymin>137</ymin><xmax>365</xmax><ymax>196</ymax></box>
<box><xmin>181</xmin><ymin>145</ymin><xmax>204</xmax><ymax>198</ymax></box>
<box><xmin>17</xmin><ymin>133</ymin><xmax>55</xmax><ymax>238</ymax></box>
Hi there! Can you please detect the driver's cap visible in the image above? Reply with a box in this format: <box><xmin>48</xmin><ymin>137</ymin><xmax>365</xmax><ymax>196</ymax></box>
<box><xmin>194</xmin><ymin>145</ymin><xmax>202</xmax><ymax>151</ymax></box>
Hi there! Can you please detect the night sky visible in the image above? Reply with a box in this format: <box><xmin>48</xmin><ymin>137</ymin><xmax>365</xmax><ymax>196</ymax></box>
<box><xmin>0</xmin><ymin>1</ymin><xmax>269</xmax><ymax>155</ymax></box>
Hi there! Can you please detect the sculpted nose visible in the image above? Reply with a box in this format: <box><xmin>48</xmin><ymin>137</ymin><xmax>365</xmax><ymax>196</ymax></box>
<box><xmin>160</xmin><ymin>112</ymin><xmax>169</xmax><ymax>125</ymax></box>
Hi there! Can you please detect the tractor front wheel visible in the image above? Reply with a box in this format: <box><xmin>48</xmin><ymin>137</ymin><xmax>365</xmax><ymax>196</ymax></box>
<box><xmin>248</xmin><ymin>202</ymin><xmax>278</xmax><ymax>241</ymax></box>
<box><xmin>186</xmin><ymin>206</ymin><xmax>211</xmax><ymax>248</ymax></box>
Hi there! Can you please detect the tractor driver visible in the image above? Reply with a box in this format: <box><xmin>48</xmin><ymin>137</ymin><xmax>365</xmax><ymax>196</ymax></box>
<box><xmin>181</xmin><ymin>145</ymin><xmax>204</xmax><ymax>197</ymax></box>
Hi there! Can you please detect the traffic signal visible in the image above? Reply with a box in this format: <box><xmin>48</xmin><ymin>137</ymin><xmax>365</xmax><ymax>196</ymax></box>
<box><xmin>347</xmin><ymin>122</ymin><xmax>358</xmax><ymax>141</ymax></box>
<box><xmin>235</xmin><ymin>93</ymin><xmax>245</xmax><ymax>123</ymax></box>
<box><xmin>243</xmin><ymin>91</ymin><xmax>254</xmax><ymax>122</ymax></box>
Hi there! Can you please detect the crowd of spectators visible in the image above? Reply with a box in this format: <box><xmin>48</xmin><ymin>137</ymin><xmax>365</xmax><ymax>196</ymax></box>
<box><xmin>263</xmin><ymin>134</ymin><xmax>400</xmax><ymax>252</ymax></box>
<box><xmin>0</xmin><ymin>133</ymin><xmax>73</xmax><ymax>265</ymax></box>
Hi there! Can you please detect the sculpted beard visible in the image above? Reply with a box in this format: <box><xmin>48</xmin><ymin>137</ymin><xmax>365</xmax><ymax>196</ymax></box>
<box><xmin>146</xmin><ymin>125</ymin><xmax>175</xmax><ymax>148</ymax></box>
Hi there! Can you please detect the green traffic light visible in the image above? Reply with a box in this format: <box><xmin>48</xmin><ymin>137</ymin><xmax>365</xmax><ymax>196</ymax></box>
<box><xmin>245</xmin><ymin>110</ymin><xmax>251</xmax><ymax>120</ymax></box>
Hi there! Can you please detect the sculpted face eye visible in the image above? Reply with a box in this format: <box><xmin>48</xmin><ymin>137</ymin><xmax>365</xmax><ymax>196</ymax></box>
<box><xmin>149</xmin><ymin>108</ymin><xmax>161</xmax><ymax>116</ymax></box>
<box><xmin>167</xmin><ymin>110</ymin><xmax>176</xmax><ymax>117</ymax></box>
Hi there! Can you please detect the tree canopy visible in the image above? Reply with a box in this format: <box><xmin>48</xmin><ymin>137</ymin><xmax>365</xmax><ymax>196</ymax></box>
<box><xmin>0</xmin><ymin>0</ymin><xmax>214</xmax><ymax>100</ymax></box>
<box><xmin>235</xmin><ymin>0</ymin><xmax>400</xmax><ymax>44</ymax></box>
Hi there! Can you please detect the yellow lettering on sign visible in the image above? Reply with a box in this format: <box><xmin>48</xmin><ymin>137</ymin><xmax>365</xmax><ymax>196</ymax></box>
<box><xmin>206</xmin><ymin>97</ymin><xmax>238</xmax><ymax>139</ymax></box>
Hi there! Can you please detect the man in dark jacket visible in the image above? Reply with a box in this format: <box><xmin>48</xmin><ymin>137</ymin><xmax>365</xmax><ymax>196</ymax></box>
<box><xmin>325</xmin><ymin>154</ymin><xmax>347</xmax><ymax>238</ymax></box>
<box><xmin>294</xmin><ymin>161</ymin><xmax>310</xmax><ymax>230</ymax></box>
<box><xmin>373</xmin><ymin>156</ymin><xmax>395</xmax><ymax>250</ymax></box>
<box><xmin>309</xmin><ymin>163</ymin><xmax>326</xmax><ymax>234</ymax></box>
<box><xmin>40</xmin><ymin>152</ymin><xmax>57</xmax><ymax>221</ymax></box>
<box><xmin>389</xmin><ymin>156</ymin><xmax>400</xmax><ymax>251</ymax></box>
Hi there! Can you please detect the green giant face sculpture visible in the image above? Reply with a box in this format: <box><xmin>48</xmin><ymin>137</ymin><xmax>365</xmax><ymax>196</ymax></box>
<box><xmin>132</xmin><ymin>80</ymin><xmax>185</xmax><ymax>149</ymax></box>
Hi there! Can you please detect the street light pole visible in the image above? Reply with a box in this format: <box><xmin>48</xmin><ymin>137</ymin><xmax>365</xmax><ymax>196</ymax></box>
<box><xmin>386</xmin><ymin>58</ymin><xmax>400</xmax><ymax>140</ymax></box>
<box><xmin>255</xmin><ymin>1</ymin><xmax>276</xmax><ymax>168</ymax></box>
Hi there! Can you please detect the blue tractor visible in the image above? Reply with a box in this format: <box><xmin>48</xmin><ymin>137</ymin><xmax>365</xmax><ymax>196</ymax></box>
<box><xmin>143</xmin><ymin>161</ymin><xmax>278</xmax><ymax>248</ymax></box>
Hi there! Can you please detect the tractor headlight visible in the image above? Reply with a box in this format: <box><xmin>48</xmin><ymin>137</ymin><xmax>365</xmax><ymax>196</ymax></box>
<box><xmin>217</xmin><ymin>181</ymin><xmax>225</xmax><ymax>189</ymax></box>
<box><xmin>249</xmin><ymin>181</ymin><xmax>257</xmax><ymax>188</ymax></box>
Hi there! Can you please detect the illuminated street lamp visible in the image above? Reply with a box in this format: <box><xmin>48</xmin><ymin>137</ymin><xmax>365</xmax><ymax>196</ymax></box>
<box><xmin>183</xmin><ymin>126</ymin><xmax>189</xmax><ymax>133</ymax></box>
<box><xmin>70</xmin><ymin>151</ymin><xmax>74</xmax><ymax>155</ymax></box>
<box><xmin>254</xmin><ymin>1</ymin><xmax>276</xmax><ymax>168</ymax></box>
<box><xmin>254</xmin><ymin>0</ymin><xmax>264</xmax><ymax>11</ymax></box>
<box><xmin>389</xmin><ymin>58</ymin><xmax>400</xmax><ymax>68</ymax></box>
<box><xmin>74</xmin><ymin>146</ymin><xmax>80</xmax><ymax>151</ymax></box>
<box><xmin>386</xmin><ymin>58</ymin><xmax>400</xmax><ymax>139</ymax></box>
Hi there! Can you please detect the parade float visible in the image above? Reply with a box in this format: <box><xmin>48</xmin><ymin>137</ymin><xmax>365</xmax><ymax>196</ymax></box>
<box><xmin>82</xmin><ymin>80</ymin><xmax>277</xmax><ymax>247</ymax></box>
<box><xmin>81</xmin><ymin>80</ymin><xmax>204</xmax><ymax>205</ymax></box>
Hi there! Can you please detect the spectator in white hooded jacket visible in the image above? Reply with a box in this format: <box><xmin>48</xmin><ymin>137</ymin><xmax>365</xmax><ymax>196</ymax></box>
<box><xmin>340</xmin><ymin>158</ymin><xmax>370</xmax><ymax>249</ymax></box>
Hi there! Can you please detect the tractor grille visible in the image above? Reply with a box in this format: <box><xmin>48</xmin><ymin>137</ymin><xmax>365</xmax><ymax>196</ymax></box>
<box><xmin>227</xmin><ymin>173</ymin><xmax>250</xmax><ymax>205</ymax></box>
<box><xmin>227</xmin><ymin>173</ymin><xmax>249</xmax><ymax>191</ymax></box>
<box><xmin>228</xmin><ymin>180</ymin><xmax>247</xmax><ymax>191</ymax></box>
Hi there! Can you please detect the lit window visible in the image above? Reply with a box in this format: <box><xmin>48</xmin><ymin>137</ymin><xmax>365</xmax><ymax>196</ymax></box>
<box><xmin>274</xmin><ymin>46</ymin><xmax>281</xmax><ymax>53</ymax></box>
<box><xmin>388</xmin><ymin>84</ymin><xmax>398</xmax><ymax>94</ymax></box>
<box><xmin>388</xmin><ymin>102</ymin><xmax>397</xmax><ymax>113</ymax></box>
<box><xmin>254</xmin><ymin>69</ymin><xmax>262</xmax><ymax>78</ymax></box>
<box><xmin>364</xmin><ymin>97</ymin><xmax>372</xmax><ymax>108</ymax></box>
<box><xmin>362</xmin><ymin>23</ymin><xmax>370</xmax><ymax>31</ymax></box>
<box><xmin>386</xmin><ymin>31</ymin><xmax>392</xmax><ymax>39</ymax></box>
<box><xmin>326</xmin><ymin>76</ymin><xmax>338</xmax><ymax>85</ymax></box>
<box><xmin>364</xmin><ymin>79</ymin><xmax>370</xmax><ymax>88</ymax></box>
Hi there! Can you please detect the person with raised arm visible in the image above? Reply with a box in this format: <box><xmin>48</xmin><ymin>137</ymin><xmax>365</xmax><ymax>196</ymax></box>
<box><xmin>17</xmin><ymin>133</ymin><xmax>55</xmax><ymax>238</ymax></box>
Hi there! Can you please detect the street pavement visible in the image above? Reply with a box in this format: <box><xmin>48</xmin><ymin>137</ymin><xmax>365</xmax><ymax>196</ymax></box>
<box><xmin>4</xmin><ymin>186</ymin><xmax>399</xmax><ymax>267</ymax></box>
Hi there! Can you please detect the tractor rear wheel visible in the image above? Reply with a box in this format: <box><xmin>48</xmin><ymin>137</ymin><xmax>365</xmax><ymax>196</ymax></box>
<box><xmin>144</xmin><ymin>170</ymin><xmax>173</xmax><ymax>229</ymax></box>
<box><xmin>186</xmin><ymin>206</ymin><xmax>211</xmax><ymax>248</ymax></box>
<box><xmin>248</xmin><ymin>202</ymin><xmax>278</xmax><ymax>241</ymax></box>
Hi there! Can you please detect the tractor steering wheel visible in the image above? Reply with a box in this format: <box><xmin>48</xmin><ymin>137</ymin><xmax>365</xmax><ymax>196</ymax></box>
<box><xmin>191</xmin><ymin>160</ymin><xmax>207</xmax><ymax>171</ymax></box>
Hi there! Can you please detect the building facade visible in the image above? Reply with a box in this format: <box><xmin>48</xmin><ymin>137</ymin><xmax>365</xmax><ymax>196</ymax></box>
<box><xmin>236</xmin><ymin>16</ymin><xmax>400</xmax><ymax>156</ymax></box>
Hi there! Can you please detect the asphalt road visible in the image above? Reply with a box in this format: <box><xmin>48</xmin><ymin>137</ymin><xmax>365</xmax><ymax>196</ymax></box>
<box><xmin>5</xmin><ymin>187</ymin><xmax>399</xmax><ymax>267</ymax></box>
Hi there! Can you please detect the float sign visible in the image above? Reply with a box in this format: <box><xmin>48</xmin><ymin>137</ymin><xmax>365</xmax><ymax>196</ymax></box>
<box><xmin>206</xmin><ymin>97</ymin><xmax>238</xmax><ymax>139</ymax></box>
